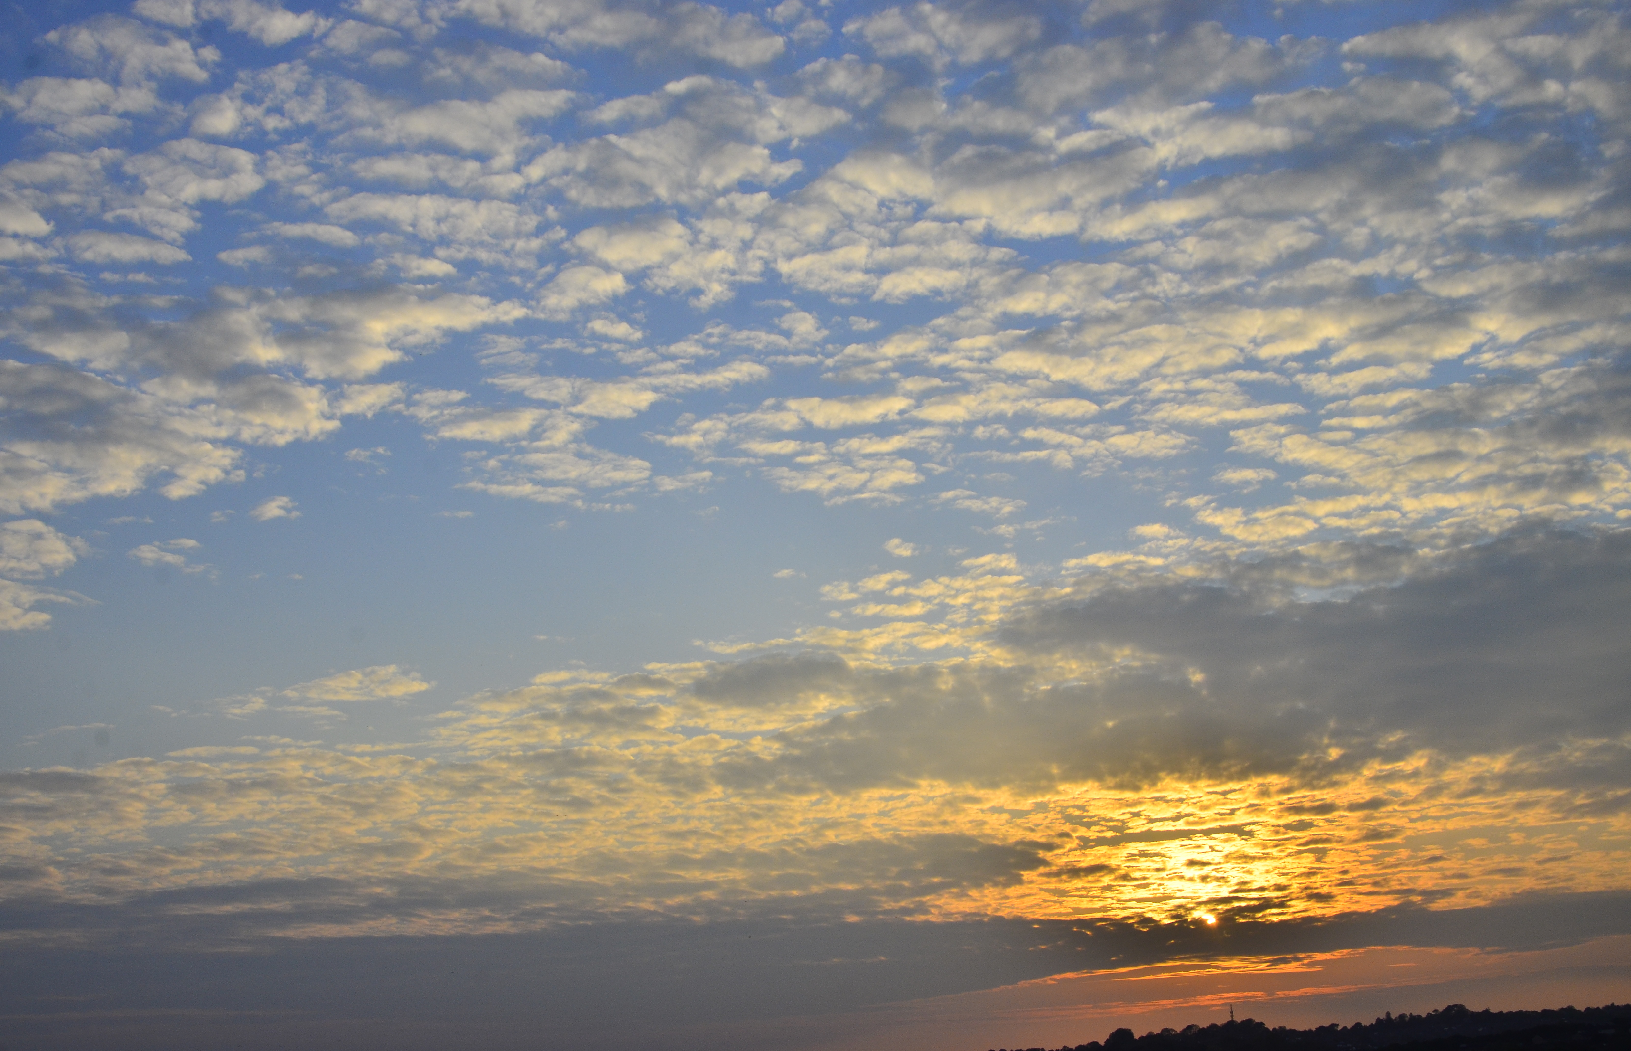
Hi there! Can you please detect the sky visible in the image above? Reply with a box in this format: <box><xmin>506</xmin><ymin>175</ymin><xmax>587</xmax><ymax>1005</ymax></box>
<box><xmin>2</xmin><ymin>0</ymin><xmax>1630</xmax><ymax>1047</ymax></box>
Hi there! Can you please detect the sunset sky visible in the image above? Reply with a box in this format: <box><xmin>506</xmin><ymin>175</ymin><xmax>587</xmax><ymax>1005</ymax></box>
<box><xmin>2</xmin><ymin>0</ymin><xmax>1630</xmax><ymax>1047</ymax></box>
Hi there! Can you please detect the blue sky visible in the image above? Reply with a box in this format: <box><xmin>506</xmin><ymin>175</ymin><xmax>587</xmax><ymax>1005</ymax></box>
<box><xmin>3</xmin><ymin>0</ymin><xmax>1631</xmax><ymax>1047</ymax></box>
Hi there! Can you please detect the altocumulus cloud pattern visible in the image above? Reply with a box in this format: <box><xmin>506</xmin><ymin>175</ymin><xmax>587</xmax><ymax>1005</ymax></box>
<box><xmin>2</xmin><ymin>0</ymin><xmax>1631</xmax><ymax>1048</ymax></box>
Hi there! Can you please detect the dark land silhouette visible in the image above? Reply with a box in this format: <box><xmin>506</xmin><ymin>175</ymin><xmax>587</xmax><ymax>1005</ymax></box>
<box><xmin>986</xmin><ymin>1003</ymin><xmax>1631</xmax><ymax>1051</ymax></box>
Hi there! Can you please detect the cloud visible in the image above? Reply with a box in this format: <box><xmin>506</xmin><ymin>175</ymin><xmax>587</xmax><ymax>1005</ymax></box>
<box><xmin>6</xmin><ymin>0</ymin><xmax>1631</xmax><ymax>1010</ymax></box>
<box><xmin>264</xmin><ymin>222</ymin><xmax>360</xmax><ymax>247</ymax></box>
<box><xmin>345</xmin><ymin>445</ymin><xmax>390</xmax><ymax>464</ymax></box>
<box><xmin>125</xmin><ymin>138</ymin><xmax>264</xmax><ymax>213</ymax></box>
<box><xmin>0</xmin><ymin>520</ymin><xmax>87</xmax><ymax>579</ymax></box>
<box><xmin>45</xmin><ymin>15</ymin><xmax>217</xmax><ymax>85</ymax></box>
<box><xmin>283</xmin><ymin>664</ymin><xmax>434</xmax><ymax>701</ymax></box>
<box><xmin>934</xmin><ymin>488</ymin><xmax>1024</xmax><ymax>517</ymax></box>
<box><xmin>537</xmin><ymin>266</ymin><xmax>630</xmax><ymax>319</ymax></box>
<box><xmin>127</xmin><ymin>538</ymin><xmax>210</xmax><ymax>573</ymax></box>
<box><xmin>67</xmin><ymin>232</ymin><xmax>191</xmax><ymax>264</ymax></box>
<box><xmin>0</xmin><ymin>78</ymin><xmax>162</xmax><ymax>136</ymax></box>
<box><xmin>0</xmin><ymin>578</ymin><xmax>81</xmax><ymax>631</ymax></box>
<box><xmin>355</xmin><ymin>88</ymin><xmax>575</xmax><ymax>164</ymax></box>
<box><xmin>1016</xmin><ymin>21</ymin><xmax>1308</xmax><ymax>114</ymax></box>
<box><xmin>1212</xmin><ymin>466</ymin><xmax>1276</xmax><ymax>492</ymax></box>
<box><xmin>325</xmin><ymin>194</ymin><xmax>543</xmax><ymax>255</ymax></box>
<box><xmin>489</xmin><ymin>360</ymin><xmax>768</xmax><ymax>420</ymax></box>
<box><xmin>1006</xmin><ymin>529</ymin><xmax>1631</xmax><ymax>765</ymax></box>
<box><xmin>0</xmin><ymin>282</ymin><xmax>522</xmax><ymax>517</ymax></box>
<box><xmin>6</xmin><ymin>528</ymin><xmax>1629</xmax><ymax>944</ymax></box>
<box><xmin>250</xmin><ymin>496</ymin><xmax>299</xmax><ymax>520</ymax></box>
<box><xmin>0</xmin><ymin>359</ymin><xmax>246</xmax><ymax>515</ymax></box>
<box><xmin>142</xmin><ymin>0</ymin><xmax>334</xmax><ymax>46</ymax></box>
<box><xmin>798</xmin><ymin>54</ymin><xmax>894</xmax><ymax>107</ymax></box>
<box><xmin>445</xmin><ymin>0</ymin><xmax>785</xmax><ymax>68</ymax></box>
<box><xmin>525</xmin><ymin>120</ymin><xmax>798</xmax><ymax>209</ymax></box>
<box><xmin>573</xmin><ymin>217</ymin><xmax>691</xmax><ymax>271</ymax></box>
<box><xmin>523</xmin><ymin>77</ymin><xmax>844</xmax><ymax>210</ymax></box>
<box><xmin>1339</xmin><ymin>6</ymin><xmax>1612</xmax><ymax>110</ymax></box>
<box><xmin>16</xmin><ymin>283</ymin><xmax>512</xmax><ymax>384</ymax></box>
<box><xmin>846</xmin><ymin>1</ymin><xmax>1044</xmax><ymax>71</ymax></box>
<box><xmin>218</xmin><ymin>245</ymin><xmax>272</xmax><ymax>266</ymax></box>
<box><xmin>419</xmin><ymin>43</ymin><xmax>574</xmax><ymax>91</ymax></box>
<box><xmin>753</xmin><ymin>434</ymin><xmax>930</xmax><ymax>504</ymax></box>
<box><xmin>458</xmin><ymin>442</ymin><xmax>654</xmax><ymax>503</ymax></box>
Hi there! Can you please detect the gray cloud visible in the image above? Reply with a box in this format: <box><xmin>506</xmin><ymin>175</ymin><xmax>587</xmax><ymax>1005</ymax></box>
<box><xmin>1016</xmin><ymin>528</ymin><xmax>1631</xmax><ymax>757</ymax></box>
<box><xmin>696</xmin><ymin>528</ymin><xmax>1631</xmax><ymax>797</ymax></box>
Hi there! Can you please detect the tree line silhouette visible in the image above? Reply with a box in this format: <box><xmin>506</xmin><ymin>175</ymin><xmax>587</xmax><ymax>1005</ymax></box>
<box><xmin>985</xmin><ymin>1002</ymin><xmax>1631</xmax><ymax>1051</ymax></box>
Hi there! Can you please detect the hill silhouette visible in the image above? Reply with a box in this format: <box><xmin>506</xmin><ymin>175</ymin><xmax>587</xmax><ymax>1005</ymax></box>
<box><xmin>986</xmin><ymin>1003</ymin><xmax>1631</xmax><ymax>1051</ymax></box>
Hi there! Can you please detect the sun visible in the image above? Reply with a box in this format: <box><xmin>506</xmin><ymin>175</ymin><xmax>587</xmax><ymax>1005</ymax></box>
<box><xmin>1197</xmin><ymin>912</ymin><xmax>1217</xmax><ymax>926</ymax></box>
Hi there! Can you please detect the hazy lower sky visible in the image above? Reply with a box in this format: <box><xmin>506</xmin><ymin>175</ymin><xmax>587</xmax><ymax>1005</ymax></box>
<box><xmin>2</xmin><ymin>0</ymin><xmax>1629</xmax><ymax>1047</ymax></box>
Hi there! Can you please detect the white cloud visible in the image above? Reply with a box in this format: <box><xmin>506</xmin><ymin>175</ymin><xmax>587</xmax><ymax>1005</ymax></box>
<box><xmin>461</xmin><ymin>443</ymin><xmax>653</xmax><ymax>500</ymax></box>
<box><xmin>345</xmin><ymin>445</ymin><xmax>390</xmax><ymax>464</ymax></box>
<box><xmin>798</xmin><ymin>55</ymin><xmax>893</xmax><ymax>107</ymax></box>
<box><xmin>0</xmin><ymin>578</ymin><xmax>79</xmax><ymax>631</ymax></box>
<box><xmin>357</xmin><ymin>89</ymin><xmax>575</xmax><ymax>163</ymax></box>
<box><xmin>537</xmin><ymin>266</ymin><xmax>630</xmax><ymax>319</ymax></box>
<box><xmin>525</xmin><ymin>122</ymin><xmax>801</xmax><ymax>208</ymax></box>
<box><xmin>250</xmin><ymin>496</ymin><xmax>299</xmax><ymax>521</ymax></box>
<box><xmin>10</xmin><ymin>281</ymin><xmax>520</xmax><ymax>408</ymax></box>
<box><xmin>934</xmin><ymin>489</ymin><xmax>1024</xmax><ymax>517</ymax></box>
<box><xmin>1212</xmin><ymin>466</ymin><xmax>1277</xmax><ymax>492</ymax></box>
<box><xmin>325</xmin><ymin>194</ymin><xmax>543</xmax><ymax>260</ymax></box>
<box><xmin>209</xmin><ymin>0</ymin><xmax>332</xmax><ymax>45</ymax></box>
<box><xmin>1254</xmin><ymin>77</ymin><xmax>1460</xmax><ymax>135</ymax></box>
<box><xmin>488</xmin><ymin>361</ymin><xmax>768</xmax><ymax>422</ymax></box>
<box><xmin>781</xmin><ymin>394</ymin><xmax>914</xmax><ymax>429</ymax></box>
<box><xmin>1016</xmin><ymin>22</ymin><xmax>1307</xmax><ymax>114</ymax></box>
<box><xmin>283</xmin><ymin>664</ymin><xmax>433</xmax><ymax>701</ymax></box>
<box><xmin>573</xmin><ymin>217</ymin><xmax>690</xmax><ymax>271</ymax></box>
<box><xmin>884</xmin><ymin>537</ymin><xmax>917</xmax><ymax>558</ymax></box>
<box><xmin>218</xmin><ymin>245</ymin><xmax>273</xmax><ymax>266</ymax></box>
<box><xmin>0</xmin><ymin>520</ymin><xmax>86</xmax><ymax>579</ymax></box>
<box><xmin>420</xmin><ymin>44</ymin><xmax>573</xmax><ymax>90</ymax></box>
<box><xmin>525</xmin><ymin>78</ymin><xmax>843</xmax><ymax>209</ymax></box>
<box><xmin>0</xmin><ymin>238</ymin><xmax>55</xmax><ymax>262</ymax></box>
<box><xmin>128</xmin><ymin>538</ymin><xmax>210</xmax><ymax>573</ymax></box>
<box><xmin>445</xmin><ymin>0</ymin><xmax>785</xmax><ymax>68</ymax></box>
<box><xmin>132</xmin><ymin>0</ymin><xmax>197</xmax><ymax>28</ymax></box>
<box><xmin>845</xmin><ymin>2</ymin><xmax>1043</xmax><ymax>71</ymax></box>
<box><xmin>45</xmin><ymin>15</ymin><xmax>217</xmax><ymax>86</ymax></box>
<box><xmin>0</xmin><ymin>360</ymin><xmax>249</xmax><ymax>515</ymax></box>
<box><xmin>68</xmin><ymin>232</ymin><xmax>191</xmax><ymax>265</ymax></box>
<box><xmin>264</xmin><ymin>222</ymin><xmax>360</xmax><ymax>247</ymax></box>
<box><xmin>139</xmin><ymin>0</ymin><xmax>333</xmax><ymax>44</ymax></box>
<box><xmin>583</xmin><ymin>318</ymin><xmax>642</xmax><ymax>342</ymax></box>
<box><xmin>0</xmin><ymin>77</ymin><xmax>161</xmax><ymax>136</ymax></box>
<box><xmin>115</xmin><ymin>138</ymin><xmax>264</xmax><ymax>241</ymax></box>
